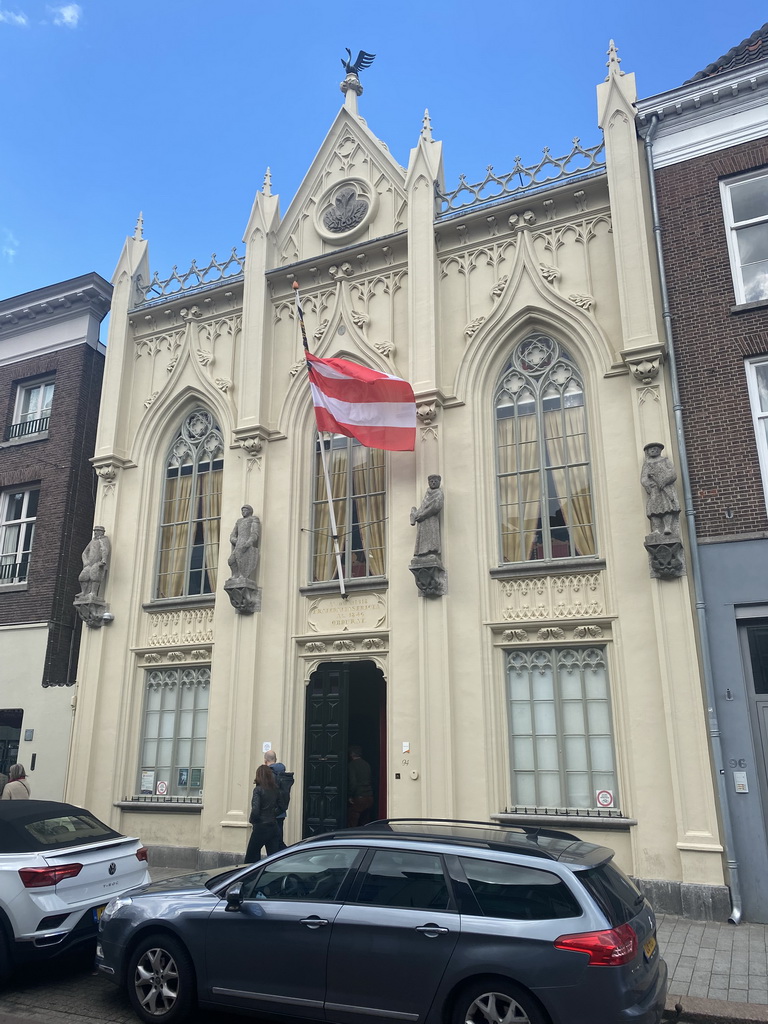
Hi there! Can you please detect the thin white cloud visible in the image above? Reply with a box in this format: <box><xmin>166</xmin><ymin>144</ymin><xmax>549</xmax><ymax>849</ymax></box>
<box><xmin>50</xmin><ymin>3</ymin><xmax>81</xmax><ymax>27</ymax></box>
<box><xmin>2</xmin><ymin>229</ymin><xmax>19</xmax><ymax>263</ymax></box>
<box><xmin>0</xmin><ymin>9</ymin><xmax>29</xmax><ymax>25</ymax></box>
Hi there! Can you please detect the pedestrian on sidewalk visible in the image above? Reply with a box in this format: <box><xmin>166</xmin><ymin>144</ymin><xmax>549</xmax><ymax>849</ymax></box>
<box><xmin>264</xmin><ymin>749</ymin><xmax>294</xmax><ymax>849</ymax></box>
<box><xmin>244</xmin><ymin>764</ymin><xmax>284</xmax><ymax>863</ymax></box>
<box><xmin>1</xmin><ymin>764</ymin><xmax>30</xmax><ymax>800</ymax></box>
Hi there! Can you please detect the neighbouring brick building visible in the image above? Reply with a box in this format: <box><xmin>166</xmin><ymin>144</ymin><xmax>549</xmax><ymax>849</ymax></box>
<box><xmin>0</xmin><ymin>274</ymin><xmax>110</xmax><ymax>798</ymax></box>
<box><xmin>637</xmin><ymin>24</ymin><xmax>768</xmax><ymax>921</ymax></box>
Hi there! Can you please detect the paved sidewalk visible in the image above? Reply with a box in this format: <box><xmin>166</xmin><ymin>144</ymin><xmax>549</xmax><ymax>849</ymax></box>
<box><xmin>658</xmin><ymin>913</ymin><xmax>768</xmax><ymax>1022</ymax></box>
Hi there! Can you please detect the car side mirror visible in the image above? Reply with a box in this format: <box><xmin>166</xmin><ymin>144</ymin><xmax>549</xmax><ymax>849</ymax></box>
<box><xmin>224</xmin><ymin>882</ymin><xmax>244</xmax><ymax>912</ymax></box>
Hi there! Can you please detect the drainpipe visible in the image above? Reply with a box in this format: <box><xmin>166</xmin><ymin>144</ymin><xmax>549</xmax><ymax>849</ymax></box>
<box><xmin>643</xmin><ymin>114</ymin><xmax>742</xmax><ymax>924</ymax></box>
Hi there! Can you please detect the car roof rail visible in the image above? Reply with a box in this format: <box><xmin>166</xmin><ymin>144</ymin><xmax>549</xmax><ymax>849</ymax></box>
<box><xmin>358</xmin><ymin>817</ymin><xmax>582</xmax><ymax>843</ymax></box>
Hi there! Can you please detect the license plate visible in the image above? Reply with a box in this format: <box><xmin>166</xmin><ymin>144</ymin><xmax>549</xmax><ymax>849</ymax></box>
<box><xmin>93</xmin><ymin>905</ymin><xmax>107</xmax><ymax>923</ymax></box>
<box><xmin>644</xmin><ymin>934</ymin><xmax>657</xmax><ymax>959</ymax></box>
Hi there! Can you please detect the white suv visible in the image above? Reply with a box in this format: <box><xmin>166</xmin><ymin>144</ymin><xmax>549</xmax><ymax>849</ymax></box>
<box><xmin>0</xmin><ymin>799</ymin><xmax>151</xmax><ymax>982</ymax></box>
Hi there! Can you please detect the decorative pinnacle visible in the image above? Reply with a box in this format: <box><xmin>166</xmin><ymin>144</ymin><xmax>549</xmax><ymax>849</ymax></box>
<box><xmin>133</xmin><ymin>212</ymin><xmax>144</xmax><ymax>241</ymax></box>
<box><xmin>262</xmin><ymin>168</ymin><xmax>272</xmax><ymax>197</ymax></box>
<box><xmin>421</xmin><ymin>109</ymin><xmax>433</xmax><ymax>141</ymax></box>
<box><xmin>605</xmin><ymin>39</ymin><xmax>624</xmax><ymax>80</ymax></box>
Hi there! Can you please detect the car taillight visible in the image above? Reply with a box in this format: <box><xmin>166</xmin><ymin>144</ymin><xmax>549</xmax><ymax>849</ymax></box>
<box><xmin>554</xmin><ymin>923</ymin><xmax>638</xmax><ymax>966</ymax></box>
<box><xmin>19</xmin><ymin>864</ymin><xmax>83</xmax><ymax>888</ymax></box>
<box><xmin>136</xmin><ymin>847</ymin><xmax>149</xmax><ymax>862</ymax></box>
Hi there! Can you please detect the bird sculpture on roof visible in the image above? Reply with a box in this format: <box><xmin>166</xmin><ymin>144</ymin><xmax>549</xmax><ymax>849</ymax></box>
<box><xmin>341</xmin><ymin>48</ymin><xmax>376</xmax><ymax>76</ymax></box>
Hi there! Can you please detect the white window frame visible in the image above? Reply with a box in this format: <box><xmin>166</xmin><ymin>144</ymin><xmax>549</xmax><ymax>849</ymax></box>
<box><xmin>11</xmin><ymin>379</ymin><xmax>54</xmax><ymax>437</ymax></box>
<box><xmin>495</xmin><ymin>334</ymin><xmax>596</xmax><ymax>565</ymax></box>
<box><xmin>721</xmin><ymin>170</ymin><xmax>768</xmax><ymax>306</ymax></box>
<box><xmin>309</xmin><ymin>432</ymin><xmax>387</xmax><ymax>583</ymax></box>
<box><xmin>155</xmin><ymin>409</ymin><xmax>224</xmax><ymax>600</ymax></box>
<box><xmin>506</xmin><ymin>646</ymin><xmax>619</xmax><ymax>813</ymax></box>
<box><xmin>136</xmin><ymin>666</ymin><xmax>210</xmax><ymax>801</ymax></box>
<box><xmin>0</xmin><ymin>487</ymin><xmax>39</xmax><ymax>585</ymax></box>
<box><xmin>745</xmin><ymin>356</ymin><xmax>768</xmax><ymax>510</ymax></box>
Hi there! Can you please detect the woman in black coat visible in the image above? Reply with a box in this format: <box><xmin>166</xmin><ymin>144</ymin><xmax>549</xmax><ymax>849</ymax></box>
<box><xmin>244</xmin><ymin>764</ymin><xmax>283</xmax><ymax>863</ymax></box>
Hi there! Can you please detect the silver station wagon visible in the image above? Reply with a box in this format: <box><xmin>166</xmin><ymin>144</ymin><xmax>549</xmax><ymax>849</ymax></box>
<box><xmin>97</xmin><ymin>819</ymin><xmax>667</xmax><ymax>1024</ymax></box>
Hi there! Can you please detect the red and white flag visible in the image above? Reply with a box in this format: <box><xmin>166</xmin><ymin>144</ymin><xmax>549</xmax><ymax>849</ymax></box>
<box><xmin>306</xmin><ymin>352</ymin><xmax>416</xmax><ymax>452</ymax></box>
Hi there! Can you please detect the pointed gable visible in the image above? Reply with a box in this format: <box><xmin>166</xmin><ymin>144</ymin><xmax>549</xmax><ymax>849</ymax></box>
<box><xmin>274</xmin><ymin>106</ymin><xmax>408</xmax><ymax>267</ymax></box>
<box><xmin>686</xmin><ymin>22</ymin><xmax>768</xmax><ymax>82</ymax></box>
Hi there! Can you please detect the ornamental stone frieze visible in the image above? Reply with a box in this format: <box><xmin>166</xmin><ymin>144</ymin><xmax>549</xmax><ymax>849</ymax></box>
<box><xmin>300</xmin><ymin>635</ymin><xmax>388</xmax><ymax>657</ymax></box>
<box><xmin>140</xmin><ymin>646</ymin><xmax>211</xmax><ymax>666</ymax></box>
<box><xmin>146</xmin><ymin>607</ymin><xmax>215</xmax><ymax>648</ymax></box>
<box><xmin>497</xmin><ymin>572</ymin><xmax>606</xmax><ymax>622</ymax></box>
<box><xmin>496</xmin><ymin>622</ymin><xmax>608</xmax><ymax>645</ymax></box>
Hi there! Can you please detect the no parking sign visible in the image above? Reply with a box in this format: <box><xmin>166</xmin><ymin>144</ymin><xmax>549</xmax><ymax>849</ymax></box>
<box><xmin>596</xmin><ymin>789</ymin><xmax>614</xmax><ymax>808</ymax></box>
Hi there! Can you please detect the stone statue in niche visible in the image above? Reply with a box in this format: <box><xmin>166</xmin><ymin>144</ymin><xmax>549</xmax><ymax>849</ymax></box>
<box><xmin>323</xmin><ymin>185</ymin><xmax>369</xmax><ymax>233</ymax></box>
<box><xmin>224</xmin><ymin>505</ymin><xmax>262</xmax><ymax>614</ymax></box>
<box><xmin>641</xmin><ymin>443</ymin><xmax>685</xmax><ymax>579</ymax></box>
<box><xmin>409</xmin><ymin>475</ymin><xmax>447</xmax><ymax>597</ymax></box>
<box><xmin>74</xmin><ymin>526</ymin><xmax>111</xmax><ymax>628</ymax></box>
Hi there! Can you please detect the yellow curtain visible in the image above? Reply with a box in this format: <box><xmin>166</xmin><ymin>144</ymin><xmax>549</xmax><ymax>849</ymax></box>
<box><xmin>497</xmin><ymin>405</ymin><xmax>540</xmax><ymax>562</ymax></box>
<box><xmin>199</xmin><ymin>466</ymin><xmax>222</xmax><ymax>591</ymax></box>
<box><xmin>352</xmin><ymin>447</ymin><xmax>386</xmax><ymax>577</ymax></box>
<box><xmin>158</xmin><ymin>472</ymin><xmax>194</xmax><ymax>598</ymax></box>
<box><xmin>544</xmin><ymin>404</ymin><xmax>595</xmax><ymax>556</ymax></box>
<box><xmin>517</xmin><ymin>408</ymin><xmax>541</xmax><ymax>560</ymax></box>
<box><xmin>313</xmin><ymin>436</ymin><xmax>349</xmax><ymax>581</ymax></box>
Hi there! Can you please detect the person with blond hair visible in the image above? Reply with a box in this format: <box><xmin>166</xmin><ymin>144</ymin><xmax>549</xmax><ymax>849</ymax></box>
<box><xmin>1</xmin><ymin>764</ymin><xmax>30</xmax><ymax>800</ymax></box>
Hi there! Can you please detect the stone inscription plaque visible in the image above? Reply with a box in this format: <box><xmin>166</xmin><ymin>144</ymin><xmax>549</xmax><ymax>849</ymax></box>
<box><xmin>307</xmin><ymin>593</ymin><xmax>387</xmax><ymax>634</ymax></box>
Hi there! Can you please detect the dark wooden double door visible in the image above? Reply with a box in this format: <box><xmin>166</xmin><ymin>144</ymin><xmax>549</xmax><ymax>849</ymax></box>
<box><xmin>303</xmin><ymin>661</ymin><xmax>385</xmax><ymax>836</ymax></box>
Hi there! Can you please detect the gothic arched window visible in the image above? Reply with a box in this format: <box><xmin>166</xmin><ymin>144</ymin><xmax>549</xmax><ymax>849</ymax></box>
<box><xmin>495</xmin><ymin>334</ymin><xmax>595</xmax><ymax>563</ymax></box>
<box><xmin>310</xmin><ymin>433</ymin><xmax>386</xmax><ymax>583</ymax></box>
<box><xmin>156</xmin><ymin>409</ymin><xmax>224</xmax><ymax>599</ymax></box>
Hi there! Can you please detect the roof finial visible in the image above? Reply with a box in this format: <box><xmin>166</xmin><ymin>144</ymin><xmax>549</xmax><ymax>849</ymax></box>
<box><xmin>605</xmin><ymin>39</ymin><xmax>624</xmax><ymax>80</ymax></box>
<box><xmin>421</xmin><ymin>108</ymin><xmax>433</xmax><ymax>141</ymax></box>
<box><xmin>262</xmin><ymin>168</ymin><xmax>272</xmax><ymax>197</ymax></box>
<box><xmin>133</xmin><ymin>212</ymin><xmax>144</xmax><ymax>241</ymax></box>
<box><xmin>339</xmin><ymin>48</ymin><xmax>376</xmax><ymax>114</ymax></box>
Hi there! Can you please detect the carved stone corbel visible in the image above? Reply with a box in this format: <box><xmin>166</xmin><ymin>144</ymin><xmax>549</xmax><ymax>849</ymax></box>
<box><xmin>621</xmin><ymin>345</ymin><xmax>666</xmax><ymax>384</ymax></box>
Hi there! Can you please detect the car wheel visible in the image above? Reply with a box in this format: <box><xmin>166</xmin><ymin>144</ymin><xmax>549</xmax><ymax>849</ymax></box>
<box><xmin>452</xmin><ymin>979</ymin><xmax>546</xmax><ymax>1024</ymax></box>
<box><xmin>127</xmin><ymin>933</ymin><xmax>195</xmax><ymax>1023</ymax></box>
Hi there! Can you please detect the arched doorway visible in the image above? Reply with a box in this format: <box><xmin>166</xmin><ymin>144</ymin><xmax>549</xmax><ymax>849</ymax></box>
<box><xmin>303</xmin><ymin>660</ymin><xmax>386</xmax><ymax>836</ymax></box>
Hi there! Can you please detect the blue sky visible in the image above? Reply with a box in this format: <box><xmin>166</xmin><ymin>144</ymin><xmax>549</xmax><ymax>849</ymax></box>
<box><xmin>1</xmin><ymin>2</ymin><xmax>766</xmax><ymax>300</ymax></box>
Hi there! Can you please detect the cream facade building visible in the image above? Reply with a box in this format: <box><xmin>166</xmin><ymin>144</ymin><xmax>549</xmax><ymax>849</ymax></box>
<box><xmin>67</xmin><ymin>53</ymin><xmax>730</xmax><ymax>917</ymax></box>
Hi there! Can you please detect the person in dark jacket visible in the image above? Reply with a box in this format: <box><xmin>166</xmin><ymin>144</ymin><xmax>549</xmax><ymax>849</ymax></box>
<box><xmin>347</xmin><ymin>745</ymin><xmax>373</xmax><ymax>827</ymax></box>
<box><xmin>244</xmin><ymin>764</ymin><xmax>283</xmax><ymax>863</ymax></box>
<box><xmin>264</xmin><ymin>749</ymin><xmax>293</xmax><ymax>849</ymax></box>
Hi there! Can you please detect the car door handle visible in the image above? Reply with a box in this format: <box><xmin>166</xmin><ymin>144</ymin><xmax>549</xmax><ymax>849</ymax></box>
<box><xmin>300</xmin><ymin>916</ymin><xmax>329</xmax><ymax>928</ymax></box>
<box><xmin>415</xmin><ymin>924</ymin><xmax>449</xmax><ymax>936</ymax></box>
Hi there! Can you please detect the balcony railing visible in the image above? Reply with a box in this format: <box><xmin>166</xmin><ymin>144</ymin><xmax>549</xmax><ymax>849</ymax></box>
<box><xmin>0</xmin><ymin>560</ymin><xmax>29</xmax><ymax>584</ymax></box>
<box><xmin>7</xmin><ymin>416</ymin><xmax>49</xmax><ymax>440</ymax></box>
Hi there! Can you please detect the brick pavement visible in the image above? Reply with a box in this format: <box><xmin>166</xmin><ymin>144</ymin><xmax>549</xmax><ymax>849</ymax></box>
<box><xmin>658</xmin><ymin>912</ymin><xmax>768</xmax><ymax>1018</ymax></box>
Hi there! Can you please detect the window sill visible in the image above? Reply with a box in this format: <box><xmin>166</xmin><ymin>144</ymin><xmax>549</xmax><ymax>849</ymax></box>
<box><xmin>490</xmin><ymin>559</ymin><xmax>606</xmax><ymax>579</ymax></box>
<box><xmin>115</xmin><ymin>800</ymin><xmax>203</xmax><ymax>813</ymax></box>
<box><xmin>2</xmin><ymin>431</ymin><xmax>49</xmax><ymax>447</ymax></box>
<box><xmin>142</xmin><ymin>595</ymin><xmax>216</xmax><ymax>612</ymax></box>
<box><xmin>492</xmin><ymin>812</ymin><xmax>635</xmax><ymax>831</ymax></box>
<box><xmin>300</xmin><ymin>577</ymin><xmax>388</xmax><ymax>597</ymax></box>
<box><xmin>731</xmin><ymin>298</ymin><xmax>768</xmax><ymax>314</ymax></box>
<box><xmin>0</xmin><ymin>582</ymin><xmax>29</xmax><ymax>593</ymax></box>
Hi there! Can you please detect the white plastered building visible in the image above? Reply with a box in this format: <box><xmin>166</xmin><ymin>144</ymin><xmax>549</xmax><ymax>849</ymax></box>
<box><xmin>67</xmin><ymin>54</ymin><xmax>729</xmax><ymax>917</ymax></box>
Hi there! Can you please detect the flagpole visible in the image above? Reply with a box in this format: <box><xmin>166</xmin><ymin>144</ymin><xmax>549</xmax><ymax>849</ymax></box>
<box><xmin>293</xmin><ymin>282</ymin><xmax>347</xmax><ymax>598</ymax></box>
